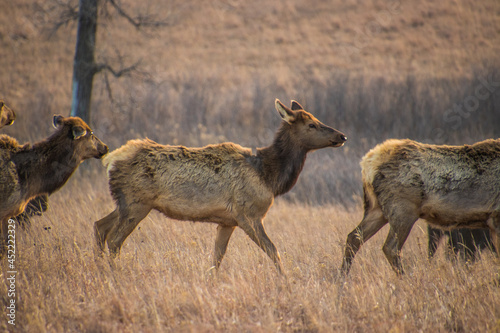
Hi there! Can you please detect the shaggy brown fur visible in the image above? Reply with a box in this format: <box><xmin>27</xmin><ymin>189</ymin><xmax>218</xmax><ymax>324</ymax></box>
<box><xmin>0</xmin><ymin>116</ymin><xmax>108</xmax><ymax>255</ymax></box>
<box><xmin>341</xmin><ymin>138</ymin><xmax>500</xmax><ymax>276</ymax></box>
<box><xmin>95</xmin><ymin>99</ymin><xmax>347</xmax><ymax>274</ymax></box>
<box><xmin>0</xmin><ymin>100</ymin><xmax>15</xmax><ymax>129</ymax></box>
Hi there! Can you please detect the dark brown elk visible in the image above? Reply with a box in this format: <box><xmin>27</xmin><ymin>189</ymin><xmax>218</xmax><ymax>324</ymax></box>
<box><xmin>0</xmin><ymin>100</ymin><xmax>16</xmax><ymax>129</ymax></box>
<box><xmin>0</xmin><ymin>100</ymin><xmax>46</xmax><ymax>228</ymax></box>
<box><xmin>95</xmin><ymin>99</ymin><xmax>347</xmax><ymax>274</ymax></box>
<box><xmin>341</xmin><ymin>138</ymin><xmax>500</xmax><ymax>276</ymax></box>
<box><xmin>0</xmin><ymin>101</ymin><xmax>48</xmax><ymax>227</ymax></box>
<box><xmin>427</xmin><ymin>225</ymin><xmax>494</xmax><ymax>261</ymax></box>
<box><xmin>0</xmin><ymin>115</ymin><xmax>108</xmax><ymax>255</ymax></box>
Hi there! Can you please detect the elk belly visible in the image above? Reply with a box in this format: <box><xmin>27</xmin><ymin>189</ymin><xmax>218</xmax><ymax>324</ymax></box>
<box><xmin>420</xmin><ymin>195</ymin><xmax>492</xmax><ymax>228</ymax></box>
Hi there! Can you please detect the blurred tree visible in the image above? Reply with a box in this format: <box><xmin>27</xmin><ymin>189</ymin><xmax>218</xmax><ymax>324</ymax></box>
<box><xmin>70</xmin><ymin>0</ymin><xmax>98</xmax><ymax>124</ymax></box>
<box><xmin>50</xmin><ymin>0</ymin><xmax>171</xmax><ymax>124</ymax></box>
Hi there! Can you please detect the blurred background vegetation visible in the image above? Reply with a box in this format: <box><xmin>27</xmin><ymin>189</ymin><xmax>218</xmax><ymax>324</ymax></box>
<box><xmin>1</xmin><ymin>0</ymin><xmax>499</xmax><ymax>206</ymax></box>
<box><xmin>1</xmin><ymin>2</ymin><xmax>500</xmax><ymax>331</ymax></box>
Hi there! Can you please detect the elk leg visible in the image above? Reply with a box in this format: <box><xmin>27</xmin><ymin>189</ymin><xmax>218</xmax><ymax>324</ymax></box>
<box><xmin>94</xmin><ymin>208</ymin><xmax>119</xmax><ymax>253</ymax></box>
<box><xmin>487</xmin><ymin>215</ymin><xmax>500</xmax><ymax>257</ymax></box>
<box><xmin>450</xmin><ymin>229</ymin><xmax>473</xmax><ymax>261</ymax></box>
<box><xmin>492</xmin><ymin>232</ymin><xmax>500</xmax><ymax>258</ymax></box>
<box><xmin>382</xmin><ymin>214</ymin><xmax>418</xmax><ymax>275</ymax></box>
<box><xmin>427</xmin><ymin>225</ymin><xmax>444</xmax><ymax>259</ymax></box>
<box><xmin>238</xmin><ymin>219</ymin><xmax>284</xmax><ymax>275</ymax></box>
<box><xmin>107</xmin><ymin>203</ymin><xmax>151</xmax><ymax>258</ymax></box>
<box><xmin>341</xmin><ymin>208</ymin><xmax>387</xmax><ymax>277</ymax></box>
<box><xmin>212</xmin><ymin>225</ymin><xmax>236</xmax><ymax>270</ymax></box>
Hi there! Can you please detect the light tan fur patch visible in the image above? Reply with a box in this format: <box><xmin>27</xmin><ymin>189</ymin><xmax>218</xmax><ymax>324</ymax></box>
<box><xmin>361</xmin><ymin>139</ymin><xmax>408</xmax><ymax>185</ymax></box>
<box><xmin>103</xmin><ymin>139</ymin><xmax>149</xmax><ymax>176</ymax></box>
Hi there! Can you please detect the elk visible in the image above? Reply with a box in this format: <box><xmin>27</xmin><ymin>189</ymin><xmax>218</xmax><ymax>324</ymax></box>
<box><xmin>95</xmin><ymin>99</ymin><xmax>347</xmax><ymax>274</ymax></box>
<box><xmin>0</xmin><ymin>100</ymin><xmax>16</xmax><ymax>129</ymax></box>
<box><xmin>427</xmin><ymin>225</ymin><xmax>494</xmax><ymax>261</ymax></box>
<box><xmin>0</xmin><ymin>100</ymin><xmax>46</xmax><ymax>228</ymax></box>
<box><xmin>0</xmin><ymin>101</ymin><xmax>49</xmax><ymax>227</ymax></box>
<box><xmin>341</xmin><ymin>138</ymin><xmax>500</xmax><ymax>276</ymax></box>
<box><xmin>0</xmin><ymin>115</ymin><xmax>108</xmax><ymax>255</ymax></box>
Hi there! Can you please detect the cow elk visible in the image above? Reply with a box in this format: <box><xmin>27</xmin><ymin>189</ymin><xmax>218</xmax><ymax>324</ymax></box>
<box><xmin>0</xmin><ymin>100</ymin><xmax>49</xmax><ymax>227</ymax></box>
<box><xmin>95</xmin><ymin>99</ymin><xmax>347</xmax><ymax>274</ymax></box>
<box><xmin>341</xmin><ymin>138</ymin><xmax>500</xmax><ymax>276</ymax></box>
<box><xmin>0</xmin><ymin>115</ymin><xmax>108</xmax><ymax>255</ymax></box>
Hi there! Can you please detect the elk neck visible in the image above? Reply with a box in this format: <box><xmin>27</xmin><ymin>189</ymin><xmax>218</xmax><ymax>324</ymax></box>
<box><xmin>256</xmin><ymin>123</ymin><xmax>308</xmax><ymax>197</ymax></box>
<box><xmin>13</xmin><ymin>130</ymin><xmax>81</xmax><ymax>197</ymax></box>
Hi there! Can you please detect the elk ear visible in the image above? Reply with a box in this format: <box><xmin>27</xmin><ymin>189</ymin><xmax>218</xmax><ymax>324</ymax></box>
<box><xmin>72</xmin><ymin>125</ymin><xmax>87</xmax><ymax>140</ymax></box>
<box><xmin>275</xmin><ymin>99</ymin><xmax>296</xmax><ymax>124</ymax></box>
<box><xmin>290</xmin><ymin>100</ymin><xmax>304</xmax><ymax>111</ymax></box>
<box><xmin>53</xmin><ymin>115</ymin><xmax>64</xmax><ymax>129</ymax></box>
<box><xmin>0</xmin><ymin>101</ymin><xmax>4</xmax><ymax>109</ymax></box>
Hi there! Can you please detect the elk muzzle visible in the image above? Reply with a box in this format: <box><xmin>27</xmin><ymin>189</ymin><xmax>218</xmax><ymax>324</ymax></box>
<box><xmin>97</xmin><ymin>144</ymin><xmax>109</xmax><ymax>159</ymax></box>
<box><xmin>331</xmin><ymin>131</ymin><xmax>347</xmax><ymax>147</ymax></box>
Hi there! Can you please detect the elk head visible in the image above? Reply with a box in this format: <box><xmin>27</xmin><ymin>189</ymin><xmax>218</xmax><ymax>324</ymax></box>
<box><xmin>53</xmin><ymin>115</ymin><xmax>109</xmax><ymax>160</ymax></box>
<box><xmin>275</xmin><ymin>99</ymin><xmax>347</xmax><ymax>151</ymax></box>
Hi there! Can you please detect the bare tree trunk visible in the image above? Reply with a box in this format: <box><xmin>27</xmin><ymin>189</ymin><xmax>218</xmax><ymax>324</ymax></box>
<box><xmin>70</xmin><ymin>0</ymin><xmax>98</xmax><ymax>124</ymax></box>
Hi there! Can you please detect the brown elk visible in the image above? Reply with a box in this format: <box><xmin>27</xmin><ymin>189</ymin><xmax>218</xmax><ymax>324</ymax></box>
<box><xmin>0</xmin><ymin>100</ymin><xmax>46</xmax><ymax>228</ymax></box>
<box><xmin>0</xmin><ymin>101</ymin><xmax>50</xmax><ymax>227</ymax></box>
<box><xmin>0</xmin><ymin>100</ymin><xmax>16</xmax><ymax>129</ymax></box>
<box><xmin>95</xmin><ymin>99</ymin><xmax>347</xmax><ymax>274</ymax></box>
<box><xmin>341</xmin><ymin>138</ymin><xmax>500</xmax><ymax>276</ymax></box>
<box><xmin>0</xmin><ymin>115</ymin><xmax>108</xmax><ymax>255</ymax></box>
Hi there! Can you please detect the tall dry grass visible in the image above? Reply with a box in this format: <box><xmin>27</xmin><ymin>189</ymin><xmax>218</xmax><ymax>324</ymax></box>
<box><xmin>1</xmin><ymin>178</ymin><xmax>500</xmax><ymax>332</ymax></box>
<box><xmin>1</xmin><ymin>0</ymin><xmax>500</xmax><ymax>331</ymax></box>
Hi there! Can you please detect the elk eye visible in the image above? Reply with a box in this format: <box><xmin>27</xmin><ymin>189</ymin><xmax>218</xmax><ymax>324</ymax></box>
<box><xmin>309</xmin><ymin>124</ymin><xmax>316</xmax><ymax>129</ymax></box>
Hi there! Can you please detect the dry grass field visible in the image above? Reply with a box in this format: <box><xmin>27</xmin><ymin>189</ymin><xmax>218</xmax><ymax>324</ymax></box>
<box><xmin>1</xmin><ymin>0</ymin><xmax>500</xmax><ymax>331</ymax></box>
<box><xmin>3</xmin><ymin>177</ymin><xmax>500</xmax><ymax>332</ymax></box>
